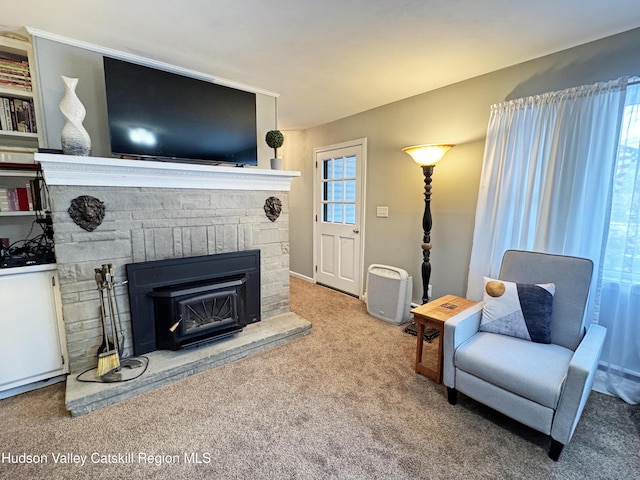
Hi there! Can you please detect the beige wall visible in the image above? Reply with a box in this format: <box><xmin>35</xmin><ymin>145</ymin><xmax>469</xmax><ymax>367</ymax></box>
<box><xmin>286</xmin><ymin>27</ymin><xmax>640</xmax><ymax>304</ymax></box>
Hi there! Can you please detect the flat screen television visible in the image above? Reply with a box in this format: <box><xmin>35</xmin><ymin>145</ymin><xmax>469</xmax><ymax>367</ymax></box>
<box><xmin>103</xmin><ymin>57</ymin><xmax>258</xmax><ymax>166</ymax></box>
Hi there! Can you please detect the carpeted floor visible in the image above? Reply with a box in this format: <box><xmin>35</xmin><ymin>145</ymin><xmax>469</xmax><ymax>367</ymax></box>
<box><xmin>1</xmin><ymin>277</ymin><xmax>639</xmax><ymax>479</ymax></box>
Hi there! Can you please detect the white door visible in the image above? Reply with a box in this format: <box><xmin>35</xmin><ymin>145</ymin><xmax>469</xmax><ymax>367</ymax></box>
<box><xmin>314</xmin><ymin>139</ymin><xmax>366</xmax><ymax>297</ymax></box>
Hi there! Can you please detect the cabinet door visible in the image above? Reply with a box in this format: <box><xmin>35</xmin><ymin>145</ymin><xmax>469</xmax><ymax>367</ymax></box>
<box><xmin>0</xmin><ymin>269</ymin><xmax>65</xmax><ymax>391</ymax></box>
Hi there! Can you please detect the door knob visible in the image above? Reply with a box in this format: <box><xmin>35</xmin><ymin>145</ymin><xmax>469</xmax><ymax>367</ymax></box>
<box><xmin>353</xmin><ymin>228</ymin><xmax>360</xmax><ymax>234</ymax></box>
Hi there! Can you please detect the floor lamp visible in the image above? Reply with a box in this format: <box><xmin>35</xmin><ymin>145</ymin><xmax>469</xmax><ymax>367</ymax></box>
<box><xmin>402</xmin><ymin>144</ymin><xmax>454</xmax><ymax>304</ymax></box>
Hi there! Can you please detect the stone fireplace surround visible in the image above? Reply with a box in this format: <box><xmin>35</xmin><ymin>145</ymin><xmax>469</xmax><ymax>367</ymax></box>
<box><xmin>36</xmin><ymin>153</ymin><xmax>311</xmax><ymax>415</ymax></box>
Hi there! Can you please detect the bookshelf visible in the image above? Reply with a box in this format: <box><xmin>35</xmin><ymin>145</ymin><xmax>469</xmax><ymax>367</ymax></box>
<box><xmin>0</xmin><ymin>34</ymin><xmax>46</xmax><ymax>255</ymax></box>
<box><xmin>0</xmin><ymin>34</ymin><xmax>44</xmax><ymax>149</ymax></box>
<box><xmin>0</xmin><ymin>164</ymin><xmax>47</xmax><ymax>253</ymax></box>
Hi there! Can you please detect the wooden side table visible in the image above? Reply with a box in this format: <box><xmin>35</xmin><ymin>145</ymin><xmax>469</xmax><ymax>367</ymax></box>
<box><xmin>410</xmin><ymin>294</ymin><xmax>478</xmax><ymax>383</ymax></box>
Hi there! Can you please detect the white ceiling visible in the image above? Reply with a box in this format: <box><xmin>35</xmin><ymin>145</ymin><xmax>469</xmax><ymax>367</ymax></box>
<box><xmin>3</xmin><ymin>1</ymin><xmax>640</xmax><ymax>130</ymax></box>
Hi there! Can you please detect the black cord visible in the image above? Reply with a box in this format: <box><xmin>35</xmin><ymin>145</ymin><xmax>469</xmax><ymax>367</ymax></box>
<box><xmin>75</xmin><ymin>356</ymin><xmax>150</xmax><ymax>383</ymax></box>
<box><xmin>0</xmin><ymin>211</ymin><xmax>54</xmax><ymax>261</ymax></box>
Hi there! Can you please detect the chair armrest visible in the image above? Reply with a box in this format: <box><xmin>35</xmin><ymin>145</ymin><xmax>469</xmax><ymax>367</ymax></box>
<box><xmin>551</xmin><ymin>324</ymin><xmax>607</xmax><ymax>444</ymax></box>
<box><xmin>443</xmin><ymin>303</ymin><xmax>484</xmax><ymax>388</ymax></box>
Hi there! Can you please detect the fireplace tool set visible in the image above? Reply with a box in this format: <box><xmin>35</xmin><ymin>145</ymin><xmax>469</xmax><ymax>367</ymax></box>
<box><xmin>94</xmin><ymin>264</ymin><xmax>144</xmax><ymax>381</ymax></box>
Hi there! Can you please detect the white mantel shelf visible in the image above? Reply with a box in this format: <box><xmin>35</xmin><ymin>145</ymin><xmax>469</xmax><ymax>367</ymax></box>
<box><xmin>35</xmin><ymin>154</ymin><xmax>300</xmax><ymax>191</ymax></box>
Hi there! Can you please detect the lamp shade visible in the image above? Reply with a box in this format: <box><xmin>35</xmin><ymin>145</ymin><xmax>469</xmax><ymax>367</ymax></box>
<box><xmin>402</xmin><ymin>144</ymin><xmax>455</xmax><ymax>166</ymax></box>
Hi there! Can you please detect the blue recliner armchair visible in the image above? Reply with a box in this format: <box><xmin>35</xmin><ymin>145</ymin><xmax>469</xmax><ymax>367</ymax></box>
<box><xmin>443</xmin><ymin>250</ymin><xmax>607</xmax><ymax>460</ymax></box>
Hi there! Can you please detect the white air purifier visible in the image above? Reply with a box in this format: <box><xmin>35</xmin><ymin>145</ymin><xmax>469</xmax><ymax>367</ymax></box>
<box><xmin>366</xmin><ymin>264</ymin><xmax>412</xmax><ymax>325</ymax></box>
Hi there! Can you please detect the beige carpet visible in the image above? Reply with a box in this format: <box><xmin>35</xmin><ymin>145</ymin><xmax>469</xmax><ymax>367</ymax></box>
<box><xmin>1</xmin><ymin>277</ymin><xmax>639</xmax><ymax>479</ymax></box>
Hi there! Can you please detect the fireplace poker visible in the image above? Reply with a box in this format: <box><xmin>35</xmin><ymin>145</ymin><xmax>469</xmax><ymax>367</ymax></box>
<box><xmin>101</xmin><ymin>265</ymin><xmax>122</xmax><ymax>357</ymax></box>
<box><xmin>95</xmin><ymin>269</ymin><xmax>114</xmax><ymax>354</ymax></box>
<box><xmin>109</xmin><ymin>264</ymin><xmax>127</xmax><ymax>352</ymax></box>
<box><xmin>103</xmin><ymin>264</ymin><xmax>125</xmax><ymax>355</ymax></box>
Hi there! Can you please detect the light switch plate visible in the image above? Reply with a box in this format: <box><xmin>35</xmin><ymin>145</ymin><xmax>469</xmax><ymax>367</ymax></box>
<box><xmin>376</xmin><ymin>206</ymin><xmax>389</xmax><ymax>218</ymax></box>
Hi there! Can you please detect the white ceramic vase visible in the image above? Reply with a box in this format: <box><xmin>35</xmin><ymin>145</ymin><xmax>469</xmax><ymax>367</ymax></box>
<box><xmin>59</xmin><ymin>75</ymin><xmax>91</xmax><ymax>156</ymax></box>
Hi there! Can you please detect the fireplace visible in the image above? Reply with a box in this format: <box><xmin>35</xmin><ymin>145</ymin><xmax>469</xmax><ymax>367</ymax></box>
<box><xmin>126</xmin><ymin>250</ymin><xmax>260</xmax><ymax>355</ymax></box>
<box><xmin>38</xmin><ymin>154</ymin><xmax>299</xmax><ymax>373</ymax></box>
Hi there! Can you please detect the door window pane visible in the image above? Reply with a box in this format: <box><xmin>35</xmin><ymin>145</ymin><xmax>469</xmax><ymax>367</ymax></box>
<box><xmin>334</xmin><ymin>204</ymin><xmax>344</xmax><ymax>223</ymax></box>
<box><xmin>345</xmin><ymin>180</ymin><xmax>356</xmax><ymax>202</ymax></box>
<box><xmin>323</xmin><ymin>203</ymin><xmax>333</xmax><ymax>222</ymax></box>
<box><xmin>345</xmin><ymin>155</ymin><xmax>356</xmax><ymax>178</ymax></box>
<box><xmin>323</xmin><ymin>159</ymin><xmax>332</xmax><ymax>180</ymax></box>
<box><xmin>333</xmin><ymin>158</ymin><xmax>344</xmax><ymax>178</ymax></box>
<box><xmin>333</xmin><ymin>181</ymin><xmax>344</xmax><ymax>201</ymax></box>
<box><xmin>321</xmin><ymin>155</ymin><xmax>357</xmax><ymax>225</ymax></box>
<box><xmin>345</xmin><ymin>204</ymin><xmax>356</xmax><ymax>225</ymax></box>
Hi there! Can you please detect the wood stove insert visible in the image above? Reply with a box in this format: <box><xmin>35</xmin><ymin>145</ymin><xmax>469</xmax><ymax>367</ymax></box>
<box><xmin>126</xmin><ymin>250</ymin><xmax>260</xmax><ymax>355</ymax></box>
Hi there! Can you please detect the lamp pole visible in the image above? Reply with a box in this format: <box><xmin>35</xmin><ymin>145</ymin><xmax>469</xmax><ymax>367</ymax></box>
<box><xmin>421</xmin><ymin>165</ymin><xmax>434</xmax><ymax>304</ymax></box>
<box><xmin>402</xmin><ymin>144</ymin><xmax>454</xmax><ymax>305</ymax></box>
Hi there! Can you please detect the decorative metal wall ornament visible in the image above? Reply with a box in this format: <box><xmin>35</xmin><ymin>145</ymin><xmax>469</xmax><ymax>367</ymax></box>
<box><xmin>68</xmin><ymin>195</ymin><xmax>106</xmax><ymax>232</ymax></box>
<box><xmin>264</xmin><ymin>196</ymin><xmax>282</xmax><ymax>222</ymax></box>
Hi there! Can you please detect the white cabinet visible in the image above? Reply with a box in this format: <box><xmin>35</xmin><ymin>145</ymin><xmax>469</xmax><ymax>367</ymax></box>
<box><xmin>0</xmin><ymin>264</ymin><xmax>68</xmax><ymax>396</ymax></box>
<box><xmin>0</xmin><ymin>37</ymin><xmax>64</xmax><ymax>399</ymax></box>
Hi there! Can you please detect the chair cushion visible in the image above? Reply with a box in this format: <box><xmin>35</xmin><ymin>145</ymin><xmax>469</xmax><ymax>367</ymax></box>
<box><xmin>455</xmin><ymin>332</ymin><xmax>573</xmax><ymax>408</ymax></box>
<box><xmin>479</xmin><ymin>277</ymin><xmax>555</xmax><ymax>343</ymax></box>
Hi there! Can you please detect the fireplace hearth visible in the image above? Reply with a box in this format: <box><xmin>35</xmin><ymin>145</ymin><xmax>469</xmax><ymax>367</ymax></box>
<box><xmin>126</xmin><ymin>250</ymin><xmax>260</xmax><ymax>355</ymax></box>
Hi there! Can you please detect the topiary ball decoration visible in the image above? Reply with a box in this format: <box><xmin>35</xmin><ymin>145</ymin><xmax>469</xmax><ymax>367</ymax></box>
<box><xmin>265</xmin><ymin>130</ymin><xmax>284</xmax><ymax>158</ymax></box>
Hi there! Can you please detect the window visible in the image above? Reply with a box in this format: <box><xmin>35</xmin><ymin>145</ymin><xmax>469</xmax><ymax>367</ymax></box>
<box><xmin>603</xmin><ymin>88</ymin><xmax>640</xmax><ymax>284</ymax></box>
<box><xmin>321</xmin><ymin>155</ymin><xmax>356</xmax><ymax>225</ymax></box>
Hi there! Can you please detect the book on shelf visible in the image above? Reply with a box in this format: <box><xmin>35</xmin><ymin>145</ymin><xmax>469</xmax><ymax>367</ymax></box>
<box><xmin>13</xmin><ymin>100</ymin><xmax>28</xmax><ymax>132</ymax></box>
<box><xmin>0</xmin><ymin>71</ymin><xmax>30</xmax><ymax>84</ymax></box>
<box><xmin>15</xmin><ymin>186</ymin><xmax>29</xmax><ymax>210</ymax></box>
<box><xmin>0</xmin><ymin>53</ymin><xmax>30</xmax><ymax>86</ymax></box>
<box><xmin>0</xmin><ymin>65</ymin><xmax>29</xmax><ymax>76</ymax></box>
<box><xmin>0</xmin><ymin>50</ymin><xmax>29</xmax><ymax>64</ymax></box>
<box><xmin>0</xmin><ymin>72</ymin><xmax>30</xmax><ymax>81</ymax></box>
<box><xmin>0</xmin><ymin>97</ymin><xmax>36</xmax><ymax>133</ymax></box>
<box><xmin>5</xmin><ymin>187</ymin><xmax>18</xmax><ymax>210</ymax></box>
<box><xmin>0</xmin><ymin>188</ymin><xmax>9</xmax><ymax>212</ymax></box>
<box><xmin>2</xmin><ymin>97</ymin><xmax>12</xmax><ymax>130</ymax></box>
<box><xmin>0</xmin><ymin>79</ymin><xmax>32</xmax><ymax>91</ymax></box>
<box><xmin>0</xmin><ymin>101</ymin><xmax>6</xmax><ymax>131</ymax></box>
<box><xmin>0</xmin><ymin>62</ymin><xmax>29</xmax><ymax>73</ymax></box>
<box><xmin>29</xmin><ymin>178</ymin><xmax>44</xmax><ymax>210</ymax></box>
<box><xmin>0</xmin><ymin>182</ymin><xmax>42</xmax><ymax>212</ymax></box>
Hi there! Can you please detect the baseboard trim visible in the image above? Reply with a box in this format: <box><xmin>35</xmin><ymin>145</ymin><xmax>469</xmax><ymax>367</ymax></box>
<box><xmin>290</xmin><ymin>271</ymin><xmax>315</xmax><ymax>283</ymax></box>
<box><xmin>0</xmin><ymin>374</ymin><xmax>66</xmax><ymax>400</ymax></box>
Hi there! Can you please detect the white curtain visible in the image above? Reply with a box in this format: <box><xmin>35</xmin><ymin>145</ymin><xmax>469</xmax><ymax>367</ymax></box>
<box><xmin>596</xmin><ymin>82</ymin><xmax>640</xmax><ymax>404</ymax></box>
<box><xmin>467</xmin><ymin>78</ymin><xmax>638</xmax><ymax>402</ymax></box>
<box><xmin>467</xmin><ymin>78</ymin><xmax>627</xmax><ymax>307</ymax></box>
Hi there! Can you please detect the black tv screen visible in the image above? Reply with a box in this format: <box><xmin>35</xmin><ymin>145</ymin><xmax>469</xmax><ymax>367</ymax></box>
<box><xmin>103</xmin><ymin>57</ymin><xmax>258</xmax><ymax>166</ymax></box>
